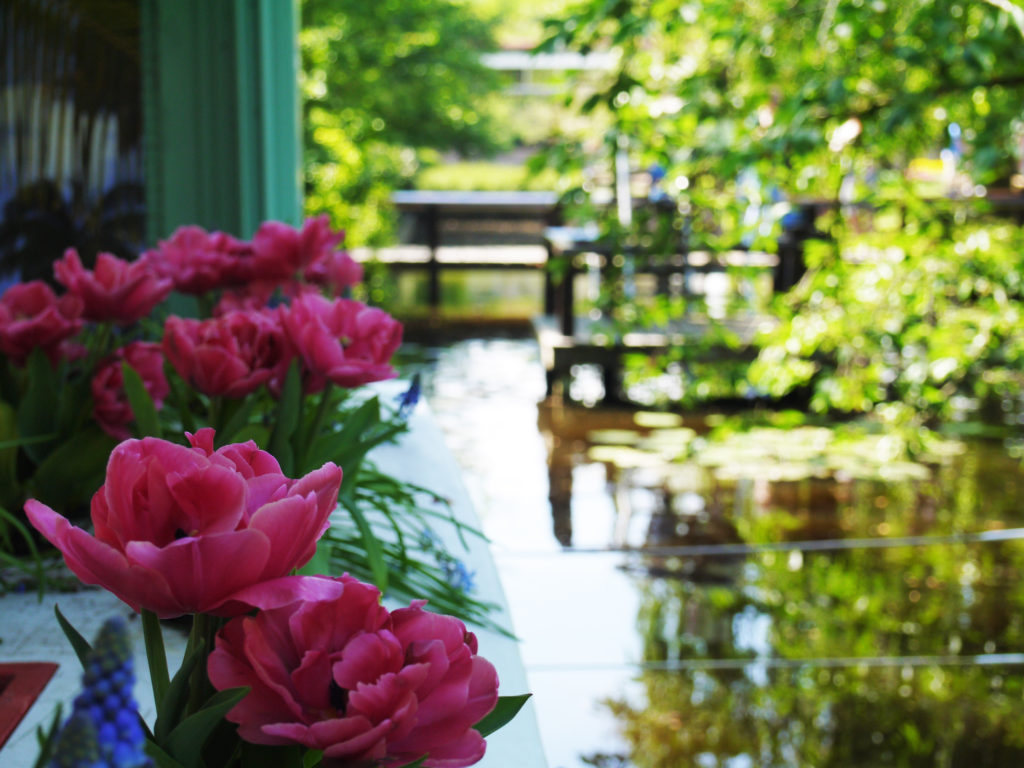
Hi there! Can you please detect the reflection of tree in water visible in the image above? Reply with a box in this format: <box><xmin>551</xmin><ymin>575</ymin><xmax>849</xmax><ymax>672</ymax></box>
<box><xmin>606</xmin><ymin>662</ymin><xmax>1024</xmax><ymax>767</ymax></box>
<box><xmin>596</xmin><ymin>440</ymin><xmax>1024</xmax><ymax>766</ymax></box>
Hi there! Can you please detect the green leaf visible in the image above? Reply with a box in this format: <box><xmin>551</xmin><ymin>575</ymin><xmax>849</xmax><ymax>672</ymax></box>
<box><xmin>306</xmin><ymin>396</ymin><xmax>382</xmax><ymax>473</ymax></box>
<box><xmin>16</xmin><ymin>347</ymin><xmax>59</xmax><ymax>463</ymax></box>
<box><xmin>163</xmin><ymin>687</ymin><xmax>250</xmax><ymax>766</ymax></box>
<box><xmin>0</xmin><ymin>402</ymin><xmax>21</xmax><ymax>508</ymax></box>
<box><xmin>122</xmin><ymin>361</ymin><xmax>162</xmax><ymax>438</ymax></box>
<box><xmin>238</xmin><ymin>742</ymin><xmax>306</xmax><ymax>768</ymax></box>
<box><xmin>338</xmin><ymin>493</ymin><xmax>388</xmax><ymax>591</ymax></box>
<box><xmin>31</xmin><ymin>702</ymin><xmax>63</xmax><ymax>768</ymax></box>
<box><xmin>27</xmin><ymin>427</ymin><xmax>116</xmax><ymax>510</ymax></box>
<box><xmin>218</xmin><ymin>396</ymin><xmax>257</xmax><ymax>445</ymax></box>
<box><xmin>165</xmin><ymin>364</ymin><xmax>197</xmax><ymax>434</ymax></box>
<box><xmin>0</xmin><ymin>505</ymin><xmax>47</xmax><ymax>595</ymax></box>
<box><xmin>0</xmin><ymin>432</ymin><xmax>60</xmax><ymax>452</ymax></box>
<box><xmin>474</xmin><ymin>694</ymin><xmax>531</xmax><ymax>738</ymax></box>
<box><xmin>54</xmin><ymin>604</ymin><xmax>92</xmax><ymax>667</ymax></box>
<box><xmin>142</xmin><ymin>610</ymin><xmax>171</xmax><ymax>716</ymax></box>
<box><xmin>303</xmin><ymin>749</ymin><xmax>324</xmax><ymax>768</ymax></box>
<box><xmin>144</xmin><ymin>738</ymin><xmax>188</xmax><ymax>768</ymax></box>
<box><xmin>155</xmin><ymin>641</ymin><xmax>203</xmax><ymax>743</ymax></box>
<box><xmin>269</xmin><ymin>360</ymin><xmax>303</xmax><ymax>475</ymax></box>
<box><xmin>297</xmin><ymin>539</ymin><xmax>332</xmax><ymax>577</ymax></box>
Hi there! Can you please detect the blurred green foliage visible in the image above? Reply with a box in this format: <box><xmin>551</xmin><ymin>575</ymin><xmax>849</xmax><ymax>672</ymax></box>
<box><xmin>301</xmin><ymin>0</ymin><xmax>503</xmax><ymax>245</ymax></box>
<box><xmin>537</xmin><ymin>0</ymin><xmax>1024</xmax><ymax>424</ymax></box>
<box><xmin>750</xmin><ymin>208</ymin><xmax>1024</xmax><ymax>423</ymax></box>
<box><xmin>414</xmin><ymin>161</ymin><xmax>560</xmax><ymax>191</ymax></box>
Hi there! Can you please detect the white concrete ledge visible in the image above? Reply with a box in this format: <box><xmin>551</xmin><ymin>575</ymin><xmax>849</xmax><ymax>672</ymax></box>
<box><xmin>367</xmin><ymin>381</ymin><xmax>547</xmax><ymax>768</ymax></box>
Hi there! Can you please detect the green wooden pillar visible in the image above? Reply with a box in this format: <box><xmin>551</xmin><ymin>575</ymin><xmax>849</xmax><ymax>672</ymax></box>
<box><xmin>140</xmin><ymin>0</ymin><xmax>301</xmax><ymax>241</ymax></box>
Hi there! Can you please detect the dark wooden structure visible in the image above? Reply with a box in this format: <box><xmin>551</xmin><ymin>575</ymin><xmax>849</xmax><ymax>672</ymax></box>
<box><xmin>390</xmin><ymin>190</ymin><xmax>561</xmax><ymax>309</ymax></box>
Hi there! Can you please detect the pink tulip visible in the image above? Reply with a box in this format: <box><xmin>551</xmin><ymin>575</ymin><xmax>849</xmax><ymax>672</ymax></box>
<box><xmin>249</xmin><ymin>215</ymin><xmax>346</xmax><ymax>282</ymax></box>
<box><xmin>54</xmin><ymin>249</ymin><xmax>173</xmax><ymax>324</ymax></box>
<box><xmin>91</xmin><ymin>342</ymin><xmax>170</xmax><ymax>439</ymax></box>
<box><xmin>0</xmin><ymin>281</ymin><xmax>83</xmax><ymax>365</ymax></box>
<box><xmin>280</xmin><ymin>294</ymin><xmax>402</xmax><ymax>393</ymax></box>
<box><xmin>25</xmin><ymin>430</ymin><xmax>342</xmax><ymax>618</ymax></box>
<box><xmin>213</xmin><ymin>280</ymin><xmax>320</xmax><ymax>316</ymax></box>
<box><xmin>146</xmin><ymin>225</ymin><xmax>252</xmax><ymax>294</ymax></box>
<box><xmin>303</xmin><ymin>248</ymin><xmax>364</xmax><ymax>295</ymax></box>
<box><xmin>162</xmin><ymin>309</ymin><xmax>294</xmax><ymax>398</ymax></box>
<box><xmin>207</xmin><ymin>575</ymin><xmax>499</xmax><ymax>767</ymax></box>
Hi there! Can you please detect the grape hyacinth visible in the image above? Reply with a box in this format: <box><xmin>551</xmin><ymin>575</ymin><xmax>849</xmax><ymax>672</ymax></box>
<box><xmin>47</xmin><ymin>710</ymin><xmax>102</xmax><ymax>768</ymax></box>
<box><xmin>48</xmin><ymin>617</ymin><xmax>151</xmax><ymax>768</ymax></box>
<box><xmin>419</xmin><ymin>527</ymin><xmax>477</xmax><ymax>593</ymax></box>
<box><xmin>395</xmin><ymin>371</ymin><xmax>422</xmax><ymax>419</ymax></box>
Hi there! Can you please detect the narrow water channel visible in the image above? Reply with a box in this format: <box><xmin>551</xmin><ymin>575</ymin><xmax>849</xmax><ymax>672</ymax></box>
<box><xmin>409</xmin><ymin>336</ymin><xmax>1024</xmax><ymax>768</ymax></box>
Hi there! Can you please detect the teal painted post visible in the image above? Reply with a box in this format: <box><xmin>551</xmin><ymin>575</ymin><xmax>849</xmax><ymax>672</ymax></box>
<box><xmin>140</xmin><ymin>0</ymin><xmax>301</xmax><ymax>242</ymax></box>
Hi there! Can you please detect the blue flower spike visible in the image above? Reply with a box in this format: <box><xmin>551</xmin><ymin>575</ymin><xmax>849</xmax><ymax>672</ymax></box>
<box><xmin>50</xmin><ymin>617</ymin><xmax>151</xmax><ymax>768</ymax></box>
<box><xmin>396</xmin><ymin>372</ymin><xmax>422</xmax><ymax>419</ymax></box>
<box><xmin>47</xmin><ymin>710</ymin><xmax>103</xmax><ymax>768</ymax></box>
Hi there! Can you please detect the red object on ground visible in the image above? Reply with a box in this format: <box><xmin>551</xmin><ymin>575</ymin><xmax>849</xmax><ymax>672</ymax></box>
<box><xmin>0</xmin><ymin>662</ymin><xmax>58</xmax><ymax>748</ymax></box>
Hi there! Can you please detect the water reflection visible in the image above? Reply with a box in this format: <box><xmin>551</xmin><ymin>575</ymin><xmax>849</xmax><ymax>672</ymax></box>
<box><xmin>609</xmin><ymin>662</ymin><xmax>1024</xmax><ymax>766</ymax></box>
<box><xmin>549</xmin><ymin>407</ymin><xmax>1024</xmax><ymax>765</ymax></box>
<box><xmin>413</xmin><ymin>337</ymin><xmax>1024</xmax><ymax>767</ymax></box>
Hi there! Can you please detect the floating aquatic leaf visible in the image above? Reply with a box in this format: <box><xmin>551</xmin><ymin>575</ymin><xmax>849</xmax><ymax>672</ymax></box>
<box><xmin>633</xmin><ymin>411</ymin><xmax>684</xmax><ymax>428</ymax></box>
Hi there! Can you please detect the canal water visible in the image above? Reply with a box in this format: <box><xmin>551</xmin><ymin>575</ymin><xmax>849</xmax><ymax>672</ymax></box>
<box><xmin>407</xmin><ymin>336</ymin><xmax>1024</xmax><ymax>768</ymax></box>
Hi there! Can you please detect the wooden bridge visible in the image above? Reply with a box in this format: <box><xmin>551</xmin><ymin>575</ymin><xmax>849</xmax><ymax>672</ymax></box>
<box><xmin>361</xmin><ymin>189</ymin><xmax>827</xmax><ymax>403</ymax></box>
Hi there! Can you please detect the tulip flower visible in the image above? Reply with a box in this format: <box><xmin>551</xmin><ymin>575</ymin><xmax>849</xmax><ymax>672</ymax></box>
<box><xmin>280</xmin><ymin>294</ymin><xmax>402</xmax><ymax>393</ymax></box>
<box><xmin>208</xmin><ymin>574</ymin><xmax>499</xmax><ymax>768</ymax></box>
<box><xmin>54</xmin><ymin>249</ymin><xmax>172</xmax><ymax>325</ymax></box>
<box><xmin>0</xmin><ymin>280</ymin><xmax>83</xmax><ymax>365</ymax></box>
<box><xmin>25</xmin><ymin>430</ymin><xmax>342</xmax><ymax>618</ymax></box>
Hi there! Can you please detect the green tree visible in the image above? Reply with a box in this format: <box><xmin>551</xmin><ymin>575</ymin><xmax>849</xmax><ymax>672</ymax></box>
<box><xmin>541</xmin><ymin>0</ymin><xmax>1024</xmax><ymax>194</ymax></box>
<box><xmin>301</xmin><ymin>0</ymin><xmax>503</xmax><ymax>245</ymax></box>
<box><xmin>537</xmin><ymin>0</ymin><xmax>1024</xmax><ymax>422</ymax></box>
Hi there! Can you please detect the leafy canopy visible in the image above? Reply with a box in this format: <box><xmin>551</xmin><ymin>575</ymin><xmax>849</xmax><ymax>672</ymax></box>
<box><xmin>301</xmin><ymin>0</ymin><xmax>503</xmax><ymax>244</ymax></box>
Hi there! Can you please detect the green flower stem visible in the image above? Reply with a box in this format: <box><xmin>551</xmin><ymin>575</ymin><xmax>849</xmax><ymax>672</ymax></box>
<box><xmin>209</xmin><ymin>395</ymin><xmax>223</xmax><ymax>436</ymax></box>
<box><xmin>167</xmin><ymin>368</ymin><xmax>197</xmax><ymax>434</ymax></box>
<box><xmin>86</xmin><ymin>322</ymin><xmax>114</xmax><ymax>363</ymax></box>
<box><xmin>186</xmin><ymin>613</ymin><xmax>223</xmax><ymax>715</ymax></box>
<box><xmin>141</xmin><ymin>609</ymin><xmax>170</xmax><ymax>710</ymax></box>
<box><xmin>197</xmin><ymin>294</ymin><xmax>214</xmax><ymax>320</ymax></box>
<box><xmin>298</xmin><ymin>382</ymin><xmax>333</xmax><ymax>474</ymax></box>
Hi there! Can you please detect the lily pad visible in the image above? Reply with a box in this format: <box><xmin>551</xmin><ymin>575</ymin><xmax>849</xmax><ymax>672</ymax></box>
<box><xmin>588</xmin><ymin>445</ymin><xmax>665</xmax><ymax>468</ymax></box>
<box><xmin>588</xmin><ymin>429</ymin><xmax>642</xmax><ymax>446</ymax></box>
<box><xmin>634</xmin><ymin>411</ymin><xmax>685</xmax><ymax>428</ymax></box>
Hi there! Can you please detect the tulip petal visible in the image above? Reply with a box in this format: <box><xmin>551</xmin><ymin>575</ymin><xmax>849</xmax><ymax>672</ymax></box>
<box><xmin>26</xmin><ymin>500</ymin><xmax>182</xmax><ymax>617</ymax></box>
<box><xmin>220</xmin><ymin>574</ymin><xmax>350</xmax><ymax>615</ymax></box>
<box><xmin>290</xmin><ymin>578</ymin><xmax>388</xmax><ymax>652</ymax></box>
<box><xmin>418</xmin><ymin>729</ymin><xmax>487</xmax><ymax>768</ymax></box>
<box><xmin>290</xmin><ymin>649</ymin><xmax>333</xmax><ymax>711</ymax></box>
<box><xmin>289</xmin><ymin>461</ymin><xmax>343</xmax><ymax>518</ymax></box>
<box><xmin>313</xmin><ymin>716</ymin><xmax>392</xmax><ymax>760</ymax></box>
<box><xmin>124</xmin><ymin>529</ymin><xmax>271</xmax><ymax>615</ymax></box>
<box><xmin>249</xmin><ymin>496</ymin><xmax>332</xmax><ymax>578</ymax></box>
<box><xmin>331</xmin><ymin>632</ymin><xmax>405</xmax><ymax>691</ymax></box>
<box><xmin>210</xmin><ymin>620</ymin><xmax>303</xmax><ymax>741</ymax></box>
